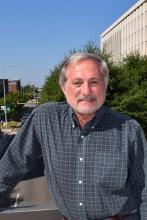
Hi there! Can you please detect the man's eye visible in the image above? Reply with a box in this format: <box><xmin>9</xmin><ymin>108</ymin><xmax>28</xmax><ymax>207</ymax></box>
<box><xmin>73</xmin><ymin>82</ymin><xmax>82</xmax><ymax>86</ymax></box>
<box><xmin>90</xmin><ymin>81</ymin><xmax>99</xmax><ymax>85</ymax></box>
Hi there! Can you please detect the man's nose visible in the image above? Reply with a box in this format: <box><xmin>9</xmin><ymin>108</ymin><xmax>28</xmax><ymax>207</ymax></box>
<box><xmin>81</xmin><ymin>83</ymin><xmax>91</xmax><ymax>95</ymax></box>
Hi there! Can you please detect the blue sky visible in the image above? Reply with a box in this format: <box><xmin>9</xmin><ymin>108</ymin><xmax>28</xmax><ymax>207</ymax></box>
<box><xmin>0</xmin><ymin>0</ymin><xmax>138</xmax><ymax>87</ymax></box>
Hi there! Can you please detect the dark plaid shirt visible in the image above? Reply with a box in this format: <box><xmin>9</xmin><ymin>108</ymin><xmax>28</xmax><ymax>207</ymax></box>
<box><xmin>0</xmin><ymin>102</ymin><xmax>147</xmax><ymax>220</ymax></box>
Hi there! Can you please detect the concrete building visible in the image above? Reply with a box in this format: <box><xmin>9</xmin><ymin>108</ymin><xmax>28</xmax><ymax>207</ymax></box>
<box><xmin>101</xmin><ymin>0</ymin><xmax>147</xmax><ymax>62</ymax></box>
<box><xmin>9</xmin><ymin>79</ymin><xmax>21</xmax><ymax>93</ymax></box>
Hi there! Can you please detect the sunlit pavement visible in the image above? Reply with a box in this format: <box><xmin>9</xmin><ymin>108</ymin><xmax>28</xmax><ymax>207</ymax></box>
<box><xmin>0</xmin><ymin>177</ymin><xmax>61</xmax><ymax>220</ymax></box>
<box><xmin>0</xmin><ymin>207</ymin><xmax>61</xmax><ymax>220</ymax></box>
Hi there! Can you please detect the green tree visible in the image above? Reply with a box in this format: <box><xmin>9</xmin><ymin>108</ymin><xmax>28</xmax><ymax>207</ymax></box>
<box><xmin>23</xmin><ymin>84</ymin><xmax>35</xmax><ymax>99</ymax></box>
<box><xmin>40</xmin><ymin>66</ymin><xmax>65</xmax><ymax>104</ymax></box>
<box><xmin>0</xmin><ymin>91</ymin><xmax>32</xmax><ymax>120</ymax></box>
<box><xmin>106</xmin><ymin>53</ymin><xmax>147</xmax><ymax>136</ymax></box>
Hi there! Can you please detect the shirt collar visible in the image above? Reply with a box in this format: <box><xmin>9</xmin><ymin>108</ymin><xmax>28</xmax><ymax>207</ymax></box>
<box><xmin>92</xmin><ymin>105</ymin><xmax>106</xmax><ymax>128</ymax></box>
<box><xmin>68</xmin><ymin>105</ymin><xmax>106</xmax><ymax>130</ymax></box>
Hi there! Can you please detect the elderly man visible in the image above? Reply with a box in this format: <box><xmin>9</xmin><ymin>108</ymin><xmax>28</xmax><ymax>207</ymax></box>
<box><xmin>0</xmin><ymin>52</ymin><xmax>147</xmax><ymax>220</ymax></box>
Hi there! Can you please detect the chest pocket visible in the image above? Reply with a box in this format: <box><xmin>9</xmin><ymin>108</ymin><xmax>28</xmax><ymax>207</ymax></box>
<box><xmin>93</xmin><ymin>151</ymin><xmax>128</xmax><ymax>190</ymax></box>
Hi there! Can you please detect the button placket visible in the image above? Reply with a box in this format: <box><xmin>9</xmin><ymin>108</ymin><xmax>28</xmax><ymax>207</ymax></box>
<box><xmin>76</xmin><ymin>133</ymin><xmax>87</xmax><ymax>210</ymax></box>
<box><xmin>80</xmin><ymin>157</ymin><xmax>83</xmax><ymax>162</ymax></box>
<box><xmin>78</xmin><ymin>180</ymin><xmax>83</xmax><ymax>184</ymax></box>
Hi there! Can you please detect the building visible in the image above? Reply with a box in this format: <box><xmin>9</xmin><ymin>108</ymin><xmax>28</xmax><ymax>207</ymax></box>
<box><xmin>101</xmin><ymin>0</ymin><xmax>147</xmax><ymax>62</ymax></box>
<box><xmin>9</xmin><ymin>79</ymin><xmax>21</xmax><ymax>93</ymax></box>
<box><xmin>0</xmin><ymin>79</ymin><xmax>9</xmax><ymax>98</ymax></box>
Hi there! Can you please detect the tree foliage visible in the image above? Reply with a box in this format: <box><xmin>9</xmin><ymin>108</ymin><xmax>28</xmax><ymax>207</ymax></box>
<box><xmin>23</xmin><ymin>84</ymin><xmax>35</xmax><ymax>98</ymax></box>
<box><xmin>0</xmin><ymin>91</ymin><xmax>32</xmax><ymax>120</ymax></box>
<box><xmin>106</xmin><ymin>53</ymin><xmax>147</xmax><ymax>135</ymax></box>
<box><xmin>40</xmin><ymin>66</ymin><xmax>65</xmax><ymax>104</ymax></box>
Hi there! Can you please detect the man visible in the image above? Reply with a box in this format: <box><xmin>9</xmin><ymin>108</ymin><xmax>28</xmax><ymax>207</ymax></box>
<box><xmin>0</xmin><ymin>52</ymin><xmax>147</xmax><ymax>220</ymax></box>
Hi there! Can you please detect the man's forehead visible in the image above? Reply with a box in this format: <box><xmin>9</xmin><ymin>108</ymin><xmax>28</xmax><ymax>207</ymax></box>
<box><xmin>66</xmin><ymin>59</ymin><xmax>100</xmax><ymax>73</ymax></box>
<box><xmin>70</xmin><ymin>76</ymin><xmax>102</xmax><ymax>80</ymax></box>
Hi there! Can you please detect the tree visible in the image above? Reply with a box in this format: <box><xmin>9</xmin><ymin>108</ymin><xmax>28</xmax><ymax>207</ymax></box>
<box><xmin>106</xmin><ymin>53</ymin><xmax>147</xmax><ymax>136</ymax></box>
<box><xmin>23</xmin><ymin>84</ymin><xmax>35</xmax><ymax>99</ymax></box>
<box><xmin>40</xmin><ymin>66</ymin><xmax>65</xmax><ymax>104</ymax></box>
<box><xmin>0</xmin><ymin>91</ymin><xmax>33</xmax><ymax>120</ymax></box>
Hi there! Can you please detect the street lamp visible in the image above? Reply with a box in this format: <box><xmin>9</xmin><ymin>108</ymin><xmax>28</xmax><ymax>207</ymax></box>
<box><xmin>2</xmin><ymin>78</ymin><xmax>8</xmax><ymax>128</ymax></box>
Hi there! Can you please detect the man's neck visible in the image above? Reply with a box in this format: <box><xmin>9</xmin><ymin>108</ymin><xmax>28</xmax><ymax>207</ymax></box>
<box><xmin>75</xmin><ymin>112</ymin><xmax>95</xmax><ymax>128</ymax></box>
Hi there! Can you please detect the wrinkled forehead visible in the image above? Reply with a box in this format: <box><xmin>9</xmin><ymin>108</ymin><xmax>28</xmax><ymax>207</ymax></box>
<box><xmin>65</xmin><ymin>58</ymin><xmax>101</xmax><ymax>73</ymax></box>
<box><xmin>65</xmin><ymin>59</ymin><xmax>103</xmax><ymax>80</ymax></box>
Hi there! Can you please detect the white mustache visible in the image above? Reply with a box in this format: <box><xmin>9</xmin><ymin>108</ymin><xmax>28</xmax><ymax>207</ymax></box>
<box><xmin>77</xmin><ymin>95</ymin><xmax>96</xmax><ymax>102</ymax></box>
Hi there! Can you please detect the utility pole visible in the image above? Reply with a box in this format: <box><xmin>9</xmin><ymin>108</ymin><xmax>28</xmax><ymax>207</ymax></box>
<box><xmin>2</xmin><ymin>78</ymin><xmax>7</xmax><ymax>128</ymax></box>
<box><xmin>0</xmin><ymin>65</ymin><xmax>20</xmax><ymax>128</ymax></box>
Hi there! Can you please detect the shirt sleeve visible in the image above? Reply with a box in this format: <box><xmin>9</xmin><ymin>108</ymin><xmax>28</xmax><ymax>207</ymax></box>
<box><xmin>130</xmin><ymin>124</ymin><xmax>147</xmax><ymax>219</ymax></box>
<box><xmin>0</xmin><ymin>109</ymin><xmax>42</xmax><ymax>195</ymax></box>
<box><xmin>139</xmin><ymin>127</ymin><xmax>147</xmax><ymax>220</ymax></box>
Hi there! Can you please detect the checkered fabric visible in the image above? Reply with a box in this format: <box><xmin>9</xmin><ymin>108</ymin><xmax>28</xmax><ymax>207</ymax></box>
<box><xmin>0</xmin><ymin>102</ymin><xmax>147</xmax><ymax>220</ymax></box>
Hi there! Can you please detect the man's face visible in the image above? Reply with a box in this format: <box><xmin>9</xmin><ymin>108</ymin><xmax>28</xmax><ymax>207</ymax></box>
<box><xmin>61</xmin><ymin>59</ymin><xmax>107</xmax><ymax>116</ymax></box>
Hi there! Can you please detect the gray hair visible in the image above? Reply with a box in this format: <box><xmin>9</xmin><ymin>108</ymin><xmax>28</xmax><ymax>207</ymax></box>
<box><xmin>59</xmin><ymin>52</ymin><xmax>109</xmax><ymax>87</ymax></box>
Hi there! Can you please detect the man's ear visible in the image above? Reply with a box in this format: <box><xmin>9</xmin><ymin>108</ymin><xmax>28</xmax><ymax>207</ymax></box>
<box><xmin>60</xmin><ymin>84</ymin><xmax>65</xmax><ymax>95</ymax></box>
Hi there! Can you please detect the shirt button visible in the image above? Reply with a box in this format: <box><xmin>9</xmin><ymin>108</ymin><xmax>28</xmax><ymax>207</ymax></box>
<box><xmin>92</xmin><ymin>126</ymin><xmax>95</xmax><ymax>129</ymax></box>
<box><xmin>72</xmin><ymin>124</ymin><xmax>75</xmax><ymax>128</ymax></box>
<box><xmin>78</xmin><ymin>180</ymin><xmax>83</xmax><ymax>184</ymax></box>
<box><xmin>81</xmin><ymin>135</ymin><xmax>84</xmax><ymax>138</ymax></box>
<box><xmin>79</xmin><ymin>202</ymin><xmax>83</xmax><ymax>206</ymax></box>
<box><xmin>80</xmin><ymin>157</ymin><xmax>83</xmax><ymax>161</ymax></box>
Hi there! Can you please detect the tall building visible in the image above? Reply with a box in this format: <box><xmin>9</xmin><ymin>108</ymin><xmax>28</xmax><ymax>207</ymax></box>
<box><xmin>0</xmin><ymin>79</ymin><xmax>9</xmax><ymax>98</ymax></box>
<box><xmin>9</xmin><ymin>79</ymin><xmax>21</xmax><ymax>93</ymax></box>
<box><xmin>101</xmin><ymin>0</ymin><xmax>147</xmax><ymax>62</ymax></box>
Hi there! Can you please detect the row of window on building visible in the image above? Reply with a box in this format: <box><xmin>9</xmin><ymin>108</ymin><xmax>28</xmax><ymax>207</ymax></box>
<box><xmin>101</xmin><ymin>0</ymin><xmax>147</xmax><ymax>62</ymax></box>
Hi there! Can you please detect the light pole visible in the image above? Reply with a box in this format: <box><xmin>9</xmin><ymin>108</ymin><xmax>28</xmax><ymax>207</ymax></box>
<box><xmin>0</xmin><ymin>65</ymin><xmax>20</xmax><ymax>128</ymax></box>
<box><xmin>2</xmin><ymin>78</ymin><xmax>8</xmax><ymax>128</ymax></box>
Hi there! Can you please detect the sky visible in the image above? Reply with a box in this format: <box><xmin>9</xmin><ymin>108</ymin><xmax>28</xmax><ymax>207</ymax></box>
<box><xmin>0</xmin><ymin>0</ymin><xmax>138</xmax><ymax>87</ymax></box>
